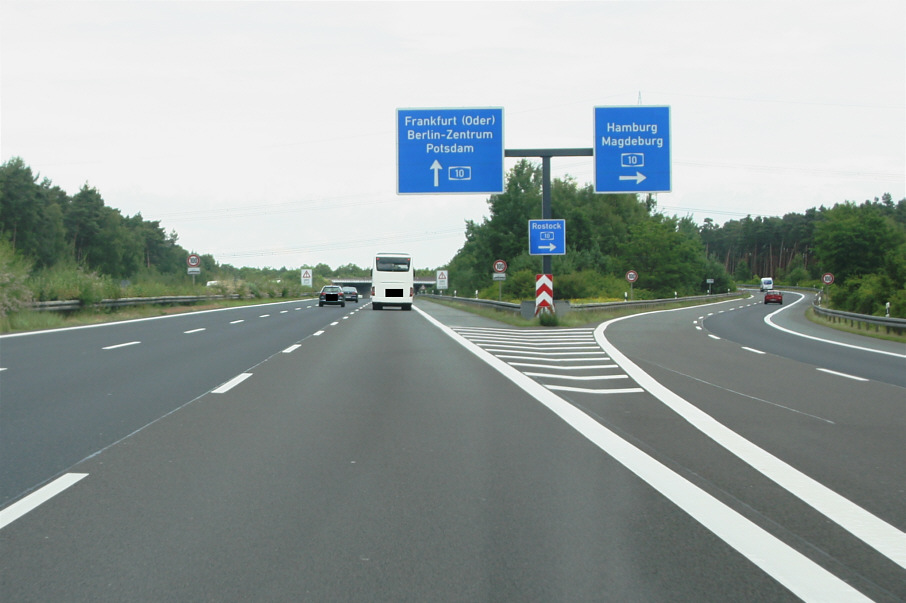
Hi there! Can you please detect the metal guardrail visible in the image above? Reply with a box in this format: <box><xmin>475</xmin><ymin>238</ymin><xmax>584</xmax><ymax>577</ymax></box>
<box><xmin>31</xmin><ymin>295</ymin><xmax>239</xmax><ymax>312</ymax></box>
<box><xmin>423</xmin><ymin>292</ymin><xmax>741</xmax><ymax>319</ymax></box>
<box><xmin>811</xmin><ymin>303</ymin><xmax>906</xmax><ymax>336</ymax></box>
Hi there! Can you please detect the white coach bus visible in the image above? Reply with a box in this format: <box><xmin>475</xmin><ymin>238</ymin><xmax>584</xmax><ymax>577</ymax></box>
<box><xmin>371</xmin><ymin>253</ymin><xmax>414</xmax><ymax>311</ymax></box>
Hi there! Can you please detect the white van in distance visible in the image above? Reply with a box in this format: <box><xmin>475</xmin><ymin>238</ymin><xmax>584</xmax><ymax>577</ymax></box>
<box><xmin>760</xmin><ymin>277</ymin><xmax>774</xmax><ymax>292</ymax></box>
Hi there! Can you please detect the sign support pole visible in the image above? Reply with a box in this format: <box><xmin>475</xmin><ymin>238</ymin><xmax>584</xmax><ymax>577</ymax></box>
<box><xmin>506</xmin><ymin>148</ymin><xmax>592</xmax><ymax>287</ymax></box>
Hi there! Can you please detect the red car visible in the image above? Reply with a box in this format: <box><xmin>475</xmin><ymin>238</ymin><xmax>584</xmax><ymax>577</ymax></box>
<box><xmin>764</xmin><ymin>290</ymin><xmax>783</xmax><ymax>305</ymax></box>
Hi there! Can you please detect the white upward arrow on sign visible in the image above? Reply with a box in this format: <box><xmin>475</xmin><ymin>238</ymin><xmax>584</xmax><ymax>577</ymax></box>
<box><xmin>430</xmin><ymin>160</ymin><xmax>442</xmax><ymax>187</ymax></box>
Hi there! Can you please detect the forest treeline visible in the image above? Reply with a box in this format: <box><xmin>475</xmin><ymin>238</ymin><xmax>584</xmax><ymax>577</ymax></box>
<box><xmin>445</xmin><ymin>160</ymin><xmax>905</xmax><ymax>316</ymax></box>
<box><xmin>2</xmin><ymin>157</ymin><xmax>904</xmax><ymax>318</ymax></box>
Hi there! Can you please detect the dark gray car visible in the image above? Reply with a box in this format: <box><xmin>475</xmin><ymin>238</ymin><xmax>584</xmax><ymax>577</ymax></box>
<box><xmin>318</xmin><ymin>285</ymin><xmax>345</xmax><ymax>307</ymax></box>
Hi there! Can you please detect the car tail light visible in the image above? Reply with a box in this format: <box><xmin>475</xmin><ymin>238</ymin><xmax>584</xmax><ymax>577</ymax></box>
<box><xmin>409</xmin><ymin>287</ymin><xmax>414</xmax><ymax>297</ymax></box>
<box><xmin>371</xmin><ymin>286</ymin><xmax>375</xmax><ymax>296</ymax></box>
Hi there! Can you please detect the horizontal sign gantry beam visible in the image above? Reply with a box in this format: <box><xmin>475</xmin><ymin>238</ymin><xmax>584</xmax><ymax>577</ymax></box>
<box><xmin>505</xmin><ymin>148</ymin><xmax>593</xmax><ymax>158</ymax></box>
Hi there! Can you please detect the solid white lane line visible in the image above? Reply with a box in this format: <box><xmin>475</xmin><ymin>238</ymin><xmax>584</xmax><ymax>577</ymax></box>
<box><xmin>467</xmin><ymin>337</ymin><xmax>595</xmax><ymax>344</ymax></box>
<box><xmin>454</xmin><ymin>326</ymin><xmax>594</xmax><ymax>335</ymax></box>
<box><xmin>417</xmin><ymin>307</ymin><xmax>871</xmax><ymax>600</ymax></box>
<box><xmin>596</xmin><ymin>315</ymin><xmax>906</xmax><ymax>570</ymax></box>
<box><xmin>102</xmin><ymin>341</ymin><xmax>140</xmax><ymax>350</ymax></box>
<box><xmin>0</xmin><ymin>473</ymin><xmax>88</xmax><ymax>531</ymax></box>
<box><xmin>212</xmin><ymin>373</ymin><xmax>253</xmax><ymax>394</ymax></box>
<box><xmin>524</xmin><ymin>373</ymin><xmax>629</xmax><ymax>381</ymax></box>
<box><xmin>508</xmin><ymin>363</ymin><xmax>620</xmax><ymax>370</ymax></box>
<box><xmin>817</xmin><ymin>368</ymin><xmax>868</xmax><ymax>382</ymax></box>
<box><xmin>498</xmin><ymin>355</ymin><xmax>608</xmax><ymax>362</ymax></box>
<box><xmin>478</xmin><ymin>343</ymin><xmax>602</xmax><ymax>350</ymax></box>
<box><xmin>546</xmin><ymin>385</ymin><xmax>644</xmax><ymax>394</ymax></box>
<box><xmin>487</xmin><ymin>349</ymin><xmax>607</xmax><ymax>356</ymax></box>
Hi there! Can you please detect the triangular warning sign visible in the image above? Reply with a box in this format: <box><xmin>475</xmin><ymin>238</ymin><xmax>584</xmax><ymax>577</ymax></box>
<box><xmin>302</xmin><ymin>270</ymin><xmax>311</xmax><ymax>278</ymax></box>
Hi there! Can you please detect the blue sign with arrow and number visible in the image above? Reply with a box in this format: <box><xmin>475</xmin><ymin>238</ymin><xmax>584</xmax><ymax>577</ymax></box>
<box><xmin>397</xmin><ymin>107</ymin><xmax>504</xmax><ymax>194</ymax></box>
<box><xmin>528</xmin><ymin>219</ymin><xmax>566</xmax><ymax>256</ymax></box>
<box><xmin>594</xmin><ymin>106</ymin><xmax>671</xmax><ymax>193</ymax></box>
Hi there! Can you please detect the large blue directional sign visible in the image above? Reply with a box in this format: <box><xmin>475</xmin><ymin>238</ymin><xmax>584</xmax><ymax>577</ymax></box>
<box><xmin>397</xmin><ymin>107</ymin><xmax>504</xmax><ymax>194</ymax></box>
<box><xmin>594</xmin><ymin>106</ymin><xmax>671</xmax><ymax>193</ymax></box>
<box><xmin>528</xmin><ymin>219</ymin><xmax>566</xmax><ymax>256</ymax></box>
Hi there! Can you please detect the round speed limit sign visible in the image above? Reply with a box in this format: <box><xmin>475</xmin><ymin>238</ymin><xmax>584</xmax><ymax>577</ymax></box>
<box><xmin>187</xmin><ymin>254</ymin><xmax>201</xmax><ymax>268</ymax></box>
<box><xmin>493</xmin><ymin>259</ymin><xmax>508</xmax><ymax>273</ymax></box>
<box><xmin>626</xmin><ymin>270</ymin><xmax>639</xmax><ymax>283</ymax></box>
<box><xmin>822</xmin><ymin>272</ymin><xmax>834</xmax><ymax>285</ymax></box>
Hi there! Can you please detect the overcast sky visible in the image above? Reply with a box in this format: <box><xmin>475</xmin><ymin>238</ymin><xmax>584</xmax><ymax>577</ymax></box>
<box><xmin>2</xmin><ymin>0</ymin><xmax>904</xmax><ymax>271</ymax></box>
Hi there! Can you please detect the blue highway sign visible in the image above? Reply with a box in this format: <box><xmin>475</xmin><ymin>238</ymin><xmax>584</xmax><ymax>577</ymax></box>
<box><xmin>528</xmin><ymin>219</ymin><xmax>566</xmax><ymax>256</ymax></box>
<box><xmin>397</xmin><ymin>108</ymin><xmax>504</xmax><ymax>194</ymax></box>
<box><xmin>594</xmin><ymin>106</ymin><xmax>671</xmax><ymax>193</ymax></box>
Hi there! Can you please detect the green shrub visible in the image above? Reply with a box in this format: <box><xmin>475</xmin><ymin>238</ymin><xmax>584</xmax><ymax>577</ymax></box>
<box><xmin>538</xmin><ymin>308</ymin><xmax>559</xmax><ymax>326</ymax></box>
<box><xmin>0</xmin><ymin>239</ymin><xmax>34</xmax><ymax>318</ymax></box>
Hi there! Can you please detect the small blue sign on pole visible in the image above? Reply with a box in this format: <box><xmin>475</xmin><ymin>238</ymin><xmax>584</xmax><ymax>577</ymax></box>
<box><xmin>528</xmin><ymin>219</ymin><xmax>566</xmax><ymax>256</ymax></box>
<box><xmin>397</xmin><ymin>107</ymin><xmax>504</xmax><ymax>194</ymax></box>
<box><xmin>594</xmin><ymin>106</ymin><xmax>671</xmax><ymax>193</ymax></box>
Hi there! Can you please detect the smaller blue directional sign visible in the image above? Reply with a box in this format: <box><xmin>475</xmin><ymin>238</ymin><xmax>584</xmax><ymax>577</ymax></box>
<box><xmin>528</xmin><ymin>219</ymin><xmax>566</xmax><ymax>256</ymax></box>
<box><xmin>595</xmin><ymin>106</ymin><xmax>671</xmax><ymax>193</ymax></box>
<box><xmin>398</xmin><ymin>107</ymin><xmax>504</xmax><ymax>194</ymax></box>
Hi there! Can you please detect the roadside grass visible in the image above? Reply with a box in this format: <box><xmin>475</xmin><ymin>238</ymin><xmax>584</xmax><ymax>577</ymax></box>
<box><xmin>0</xmin><ymin>297</ymin><xmax>313</xmax><ymax>335</ymax></box>
<box><xmin>805</xmin><ymin>307</ymin><xmax>906</xmax><ymax>345</ymax></box>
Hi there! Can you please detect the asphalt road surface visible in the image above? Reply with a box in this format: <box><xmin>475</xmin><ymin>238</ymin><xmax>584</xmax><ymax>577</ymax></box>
<box><xmin>1</xmin><ymin>295</ymin><xmax>903</xmax><ymax>601</ymax></box>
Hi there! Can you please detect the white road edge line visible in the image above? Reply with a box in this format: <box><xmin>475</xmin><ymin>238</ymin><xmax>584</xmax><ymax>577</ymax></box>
<box><xmin>414</xmin><ymin>306</ymin><xmax>872</xmax><ymax>601</ymax></box>
<box><xmin>742</xmin><ymin>347</ymin><xmax>765</xmax><ymax>354</ymax></box>
<box><xmin>212</xmin><ymin>373</ymin><xmax>253</xmax><ymax>394</ymax></box>
<box><xmin>596</xmin><ymin>308</ymin><xmax>906</xmax><ymax>571</ymax></box>
<box><xmin>765</xmin><ymin>294</ymin><xmax>906</xmax><ymax>359</ymax></box>
<box><xmin>0</xmin><ymin>473</ymin><xmax>88</xmax><ymax>531</ymax></box>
